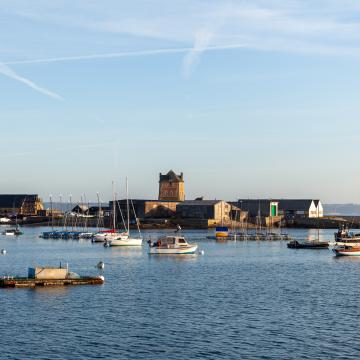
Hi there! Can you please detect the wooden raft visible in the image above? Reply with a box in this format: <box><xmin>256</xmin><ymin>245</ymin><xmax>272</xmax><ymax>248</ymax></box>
<box><xmin>0</xmin><ymin>277</ymin><xmax>104</xmax><ymax>288</ymax></box>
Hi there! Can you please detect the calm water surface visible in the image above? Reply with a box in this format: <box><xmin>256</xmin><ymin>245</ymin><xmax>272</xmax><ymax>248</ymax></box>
<box><xmin>0</xmin><ymin>227</ymin><xmax>359</xmax><ymax>359</ymax></box>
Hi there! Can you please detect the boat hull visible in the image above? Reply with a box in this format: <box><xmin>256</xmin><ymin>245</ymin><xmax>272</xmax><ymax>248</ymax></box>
<box><xmin>149</xmin><ymin>244</ymin><xmax>198</xmax><ymax>254</ymax></box>
<box><xmin>334</xmin><ymin>250</ymin><xmax>360</xmax><ymax>256</ymax></box>
<box><xmin>333</xmin><ymin>245</ymin><xmax>360</xmax><ymax>256</ymax></box>
<box><xmin>287</xmin><ymin>240</ymin><xmax>329</xmax><ymax>249</ymax></box>
<box><xmin>335</xmin><ymin>241</ymin><xmax>360</xmax><ymax>247</ymax></box>
<box><xmin>93</xmin><ymin>232</ymin><xmax>127</xmax><ymax>242</ymax></box>
<box><xmin>108</xmin><ymin>237</ymin><xmax>143</xmax><ymax>246</ymax></box>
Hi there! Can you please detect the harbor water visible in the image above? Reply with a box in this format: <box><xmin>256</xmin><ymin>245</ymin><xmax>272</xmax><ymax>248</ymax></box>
<box><xmin>0</xmin><ymin>227</ymin><xmax>359</xmax><ymax>359</ymax></box>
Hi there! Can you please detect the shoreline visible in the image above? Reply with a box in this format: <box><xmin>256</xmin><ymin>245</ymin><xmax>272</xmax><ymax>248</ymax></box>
<box><xmin>2</xmin><ymin>215</ymin><xmax>360</xmax><ymax>230</ymax></box>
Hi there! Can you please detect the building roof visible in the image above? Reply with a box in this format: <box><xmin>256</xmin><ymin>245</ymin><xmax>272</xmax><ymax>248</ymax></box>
<box><xmin>277</xmin><ymin>199</ymin><xmax>316</xmax><ymax>211</ymax></box>
<box><xmin>177</xmin><ymin>200</ymin><xmax>223</xmax><ymax>206</ymax></box>
<box><xmin>236</xmin><ymin>199</ymin><xmax>320</xmax><ymax>211</ymax></box>
<box><xmin>0</xmin><ymin>194</ymin><xmax>38</xmax><ymax>208</ymax></box>
<box><xmin>159</xmin><ymin>170</ymin><xmax>184</xmax><ymax>182</ymax></box>
<box><xmin>113</xmin><ymin>199</ymin><xmax>179</xmax><ymax>204</ymax></box>
<box><xmin>72</xmin><ymin>204</ymin><xmax>89</xmax><ymax>212</ymax></box>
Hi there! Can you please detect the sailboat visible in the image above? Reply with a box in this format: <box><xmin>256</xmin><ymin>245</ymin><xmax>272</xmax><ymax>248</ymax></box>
<box><xmin>93</xmin><ymin>182</ymin><xmax>127</xmax><ymax>243</ymax></box>
<box><xmin>105</xmin><ymin>178</ymin><xmax>143</xmax><ymax>247</ymax></box>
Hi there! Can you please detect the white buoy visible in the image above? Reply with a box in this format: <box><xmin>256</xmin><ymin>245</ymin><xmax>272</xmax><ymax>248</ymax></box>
<box><xmin>1</xmin><ymin>249</ymin><xmax>6</xmax><ymax>255</ymax></box>
<box><xmin>96</xmin><ymin>261</ymin><xmax>105</xmax><ymax>270</ymax></box>
<box><xmin>199</xmin><ymin>250</ymin><xmax>204</xmax><ymax>255</ymax></box>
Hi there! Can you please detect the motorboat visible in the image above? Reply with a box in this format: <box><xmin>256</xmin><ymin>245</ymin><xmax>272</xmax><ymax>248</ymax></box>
<box><xmin>3</xmin><ymin>227</ymin><xmax>23</xmax><ymax>236</ymax></box>
<box><xmin>0</xmin><ymin>217</ymin><xmax>11</xmax><ymax>223</ymax></box>
<box><xmin>148</xmin><ymin>236</ymin><xmax>198</xmax><ymax>254</ymax></box>
<box><xmin>287</xmin><ymin>240</ymin><xmax>329</xmax><ymax>249</ymax></box>
<box><xmin>333</xmin><ymin>245</ymin><xmax>360</xmax><ymax>256</ymax></box>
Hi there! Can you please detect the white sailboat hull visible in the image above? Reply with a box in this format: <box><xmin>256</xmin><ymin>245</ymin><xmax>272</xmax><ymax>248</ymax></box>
<box><xmin>93</xmin><ymin>232</ymin><xmax>126</xmax><ymax>242</ymax></box>
<box><xmin>108</xmin><ymin>237</ymin><xmax>143</xmax><ymax>246</ymax></box>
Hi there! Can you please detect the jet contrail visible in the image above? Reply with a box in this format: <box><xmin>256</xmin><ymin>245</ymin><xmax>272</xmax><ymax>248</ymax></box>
<box><xmin>0</xmin><ymin>62</ymin><xmax>63</xmax><ymax>100</ymax></box>
<box><xmin>4</xmin><ymin>43</ymin><xmax>247</xmax><ymax>66</ymax></box>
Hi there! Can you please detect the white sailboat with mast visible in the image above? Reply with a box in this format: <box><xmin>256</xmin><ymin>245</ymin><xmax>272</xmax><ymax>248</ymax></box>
<box><xmin>93</xmin><ymin>182</ymin><xmax>128</xmax><ymax>242</ymax></box>
<box><xmin>105</xmin><ymin>177</ymin><xmax>143</xmax><ymax>247</ymax></box>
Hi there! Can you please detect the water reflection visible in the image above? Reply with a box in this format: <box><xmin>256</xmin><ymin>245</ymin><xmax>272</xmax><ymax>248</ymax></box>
<box><xmin>147</xmin><ymin>253</ymin><xmax>199</xmax><ymax>263</ymax></box>
<box><xmin>107</xmin><ymin>247</ymin><xmax>144</xmax><ymax>259</ymax></box>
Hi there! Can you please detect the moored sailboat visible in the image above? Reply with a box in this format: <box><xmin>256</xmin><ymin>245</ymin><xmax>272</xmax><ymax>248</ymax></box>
<box><xmin>104</xmin><ymin>178</ymin><xmax>143</xmax><ymax>247</ymax></box>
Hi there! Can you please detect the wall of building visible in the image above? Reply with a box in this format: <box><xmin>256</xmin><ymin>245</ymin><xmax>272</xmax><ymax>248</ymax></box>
<box><xmin>177</xmin><ymin>204</ymin><xmax>214</xmax><ymax>219</ymax></box>
<box><xmin>214</xmin><ymin>201</ymin><xmax>231</xmax><ymax>221</ymax></box>
<box><xmin>308</xmin><ymin>201</ymin><xmax>318</xmax><ymax>218</ymax></box>
<box><xmin>316</xmin><ymin>202</ymin><xmax>324</xmax><ymax>217</ymax></box>
<box><xmin>159</xmin><ymin>181</ymin><xmax>185</xmax><ymax>201</ymax></box>
<box><xmin>144</xmin><ymin>201</ymin><xmax>177</xmax><ymax>218</ymax></box>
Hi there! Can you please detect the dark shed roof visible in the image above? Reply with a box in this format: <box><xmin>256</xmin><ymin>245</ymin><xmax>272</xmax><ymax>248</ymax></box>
<box><xmin>177</xmin><ymin>200</ymin><xmax>222</xmax><ymax>206</ymax></box>
<box><xmin>277</xmin><ymin>199</ymin><xmax>315</xmax><ymax>211</ymax></box>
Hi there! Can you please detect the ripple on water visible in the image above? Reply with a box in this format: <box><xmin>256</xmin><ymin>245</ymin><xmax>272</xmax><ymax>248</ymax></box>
<box><xmin>0</xmin><ymin>228</ymin><xmax>360</xmax><ymax>359</ymax></box>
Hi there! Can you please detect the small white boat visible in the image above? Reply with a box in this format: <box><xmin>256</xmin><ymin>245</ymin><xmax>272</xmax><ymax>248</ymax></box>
<box><xmin>0</xmin><ymin>217</ymin><xmax>11</xmax><ymax>223</ymax></box>
<box><xmin>333</xmin><ymin>245</ymin><xmax>360</xmax><ymax>256</ymax></box>
<box><xmin>3</xmin><ymin>228</ymin><xmax>23</xmax><ymax>236</ymax></box>
<box><xmin>105</xmin><ymin>234</ymin><xmax>142</xmax><ymax>247</ymax></box>
<box><xmin>148</xmin><ymin>236</ymin><xmax>198</xmax><ymax>254</ymax></box>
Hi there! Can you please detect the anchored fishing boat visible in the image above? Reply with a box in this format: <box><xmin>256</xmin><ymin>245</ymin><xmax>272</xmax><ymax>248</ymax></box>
<box><xmin>148</xmin><ymin>236</ymin><xmax>198</xmax><ymax>254</ymax></box>
<box><xmin>333</xmin><ymin>245</ymin><xmax>360</xmax><ymax>256</ymax></box>
<box><xmin>334</xmin><ymin>226</ymin><xmax>360</xmax><ymax>246</ymax></box>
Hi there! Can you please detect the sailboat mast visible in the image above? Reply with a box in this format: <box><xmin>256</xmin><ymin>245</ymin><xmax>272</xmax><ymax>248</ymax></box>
<box><xmin>112</xmin><ymin>181</ymin><xmax>116</xmax><ymax>230</ymax></box>
<box><xmin>126</xmin><ymin>177</ymin><xmax>130</xmax><ymax>233</ymax></box>
<box><xmin>50</xmin><ymin>194</ymin><xmax>53</xmax><ymax>231</ymax></box>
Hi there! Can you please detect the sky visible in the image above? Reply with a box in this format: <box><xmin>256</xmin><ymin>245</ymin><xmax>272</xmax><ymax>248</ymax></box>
<box><xmin>1</xmin><ymin>0</ymin><xmax>360</xmax><ymax>203</ymax></box>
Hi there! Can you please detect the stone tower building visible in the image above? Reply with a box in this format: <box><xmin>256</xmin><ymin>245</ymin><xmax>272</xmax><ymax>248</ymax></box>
<box><xmin>158</xmin><ymin>170</ymin><xmax>185</xmax><ymax>201</ymax></box>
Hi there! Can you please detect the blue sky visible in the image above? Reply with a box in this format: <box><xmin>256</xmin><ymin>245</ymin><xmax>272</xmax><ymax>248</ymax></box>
<box><xmin>1</xmin><ymin>0</ymin><xmax>360</xmax><ymax>203</ymax></box>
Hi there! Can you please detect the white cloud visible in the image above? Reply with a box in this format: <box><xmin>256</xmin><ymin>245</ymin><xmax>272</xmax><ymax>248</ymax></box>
<box><xmin>0</xmin><ymin>62</ymin><xmax>63</xmax><ymax>100</ymax></box>
<box><xmin>182</xmin><ymin>29</ymin><xmax>214</xmax><ymax>78</ymax></box>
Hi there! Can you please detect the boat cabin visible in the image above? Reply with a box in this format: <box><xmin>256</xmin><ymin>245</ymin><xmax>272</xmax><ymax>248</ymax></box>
<box><xmin>154</xmin><ymin>236</ymin><xmax>188</xmax><ymax>247</ymax></box>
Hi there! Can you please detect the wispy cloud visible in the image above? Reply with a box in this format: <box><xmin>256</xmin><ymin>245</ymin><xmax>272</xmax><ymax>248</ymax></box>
<box><xmin>182</xmin><ymin>29</ymin><xmax>214</xmax><ymax>78</ymax></box>
<box><xmin>4</xmin><ymin>44</ymin><xmax>247</xmax><ymax>66</ymax></box>
<box><xmin>0</xmin><ymin>62</ymin><xmax>63</xmax><ymax>100</ymax></box>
